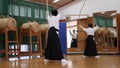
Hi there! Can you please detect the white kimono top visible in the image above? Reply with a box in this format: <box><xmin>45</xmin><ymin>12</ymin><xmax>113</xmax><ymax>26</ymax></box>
<box><xmin>47</xmin><ymin>14</ymin><xmax>61</xmax><ymax>30</ymax></box>
<box><xmin>80</xmin><ymin>25</ymin><xmax>99</xmax><ymax>36</ymax></box>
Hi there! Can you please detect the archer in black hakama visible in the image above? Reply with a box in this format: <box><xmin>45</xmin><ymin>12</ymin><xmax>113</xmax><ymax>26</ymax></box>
<box><xmin>80</xmin><ymin>23</ymin><xmax>99</xmax><ymax>57</ymax></box>
<box><xmin>84</xmin><ymin>35</ymin><xmax>98</xmax><ymax>56</ymax></box>
<box><xmin>44</xmin><ymin>27</ymin><xmax>64</xmax><ymax>60</ymax></box>
<box><xmin>71</xmin><ymin>38</ymin><xmax>77</xmax><ymax>47</ymax></box>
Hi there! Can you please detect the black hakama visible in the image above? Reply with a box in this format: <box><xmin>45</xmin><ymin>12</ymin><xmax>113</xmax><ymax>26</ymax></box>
<box><xmin>71</xmin><ymin>38</ymin><xmax>77</xmax><ymax>47</ymax></box>
<box><xmin>44</xmin><ymin>27</ymin><xmax>64</xmax><ymax>60</ymax></box>
<box><xmin>84</xmin><ymin>35</ymin><xmax>98</xmax><ymax>56</ymax></box>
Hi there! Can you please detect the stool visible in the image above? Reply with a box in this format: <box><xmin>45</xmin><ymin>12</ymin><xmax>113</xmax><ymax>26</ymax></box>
<box><xmin>0</xmin><ymin>28</ymin><xmax>19</xmax><ymax>59</ymax></box>
<box><xmin>19</xmin><ymin>26</ymin><xmax>42</xmax><ymax>57</ymax></box>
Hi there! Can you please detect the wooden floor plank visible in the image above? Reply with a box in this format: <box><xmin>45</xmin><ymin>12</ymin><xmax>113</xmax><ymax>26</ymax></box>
<box><xmin>0</xmin><ymin>55</ymin><xmax>120</xmax><ymax>68</ymax></box>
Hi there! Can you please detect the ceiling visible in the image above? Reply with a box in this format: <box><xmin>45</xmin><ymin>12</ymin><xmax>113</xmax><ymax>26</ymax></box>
<box><xmin>30</xmin><ymin>0</ymin><xmax>76</xmax><ymax>9</ymax></box>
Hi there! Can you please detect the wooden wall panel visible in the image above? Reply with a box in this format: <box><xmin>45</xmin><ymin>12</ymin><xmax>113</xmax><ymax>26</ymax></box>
<box><xmin>116</xmin><ymin>14</ymin><xmax>120</xmax><ymax>52</ymax></box>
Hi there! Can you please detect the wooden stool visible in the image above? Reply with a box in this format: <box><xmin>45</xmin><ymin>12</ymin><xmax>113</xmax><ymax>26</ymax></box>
<box><xmin>0</xmin><ymin>28</ymin><xmax>19</xmax><ymax>59</ymax></box>
<box><xmin>19</xmin><ymin>26</ymin><xmax>42</xmax><ymax>57</ymax></box>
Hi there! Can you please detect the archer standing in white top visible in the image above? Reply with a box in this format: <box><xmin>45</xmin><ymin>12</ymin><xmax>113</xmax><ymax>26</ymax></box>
<box><xmin>47</xmin><ymin>9</ymin><xmax>61</xmax><ymax>30</ymax></box>
<box><xmin>80</xmin><ymin>23</ymin><xmax>100</xmax><ymax>58</ymax></box>
<box><xmin>69</xmin><ymin>30</ymin><xmax>77</xmax><ymax>47</ymax></box>
<box><xmin>44</xmin><ymin>9</ymin><xmax>68</xmax><ymax>63</ymax></box>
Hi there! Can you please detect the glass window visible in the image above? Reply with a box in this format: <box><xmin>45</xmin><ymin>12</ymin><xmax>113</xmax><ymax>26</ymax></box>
<box><xmin>40</xmin><ymin>10</ymin><xmax>43</xmax><ymax>19</ymax></box>
<box><xmin>8</xmin><ymin>4</ymin><xmax>12</xmax><ymax>15</ymax></box>
<box><xmin>35</xmin><ymin>9</ymin><xmax>39</xmax><ymax>18</ymax></box>
<box><xmin>20</xmin><ymin>6</ymin><xmax>25</xmax><ymax>16</ymax></box>
<box><xmin>14</xmin><ymin>5</ymin><xmax>19</xmax><ymax>16</ymax></box>
<box><xmin>28</xmin><ymin>7</ymin><xmax>31</xmax><ymax>17</ymax></box>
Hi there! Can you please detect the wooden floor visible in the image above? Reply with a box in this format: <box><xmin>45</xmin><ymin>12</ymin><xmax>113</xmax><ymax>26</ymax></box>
<box><xmin>0</xmin><ymin>54</ymin><xmax>120</xmax><ymax>68</ymax></box>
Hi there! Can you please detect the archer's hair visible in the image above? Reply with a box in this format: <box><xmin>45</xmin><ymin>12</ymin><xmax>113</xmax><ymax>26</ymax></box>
<box><xmin>88</xmin><ymin>23</ymin><xmax>93</xmax><ymax>28</ymax></box>
<box><xmin>51</xmin><ymin>9</ymin><xmax>58</xmax><ymax>16</ymax></box>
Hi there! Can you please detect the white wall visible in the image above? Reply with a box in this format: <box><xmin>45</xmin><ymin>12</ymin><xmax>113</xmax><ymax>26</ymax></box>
<box><xmin>58</xmin><ymin>0</ymin><xmax>120</xmax><ymax>19</ymax></box>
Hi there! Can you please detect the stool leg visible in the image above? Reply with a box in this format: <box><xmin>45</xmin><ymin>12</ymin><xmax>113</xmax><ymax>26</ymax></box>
<box><xmin>39</xmin><ymin>32</ymin><xmax>42</xmax><ymax>55</ymax></box>
<box><xmin>45</xmin><ymin>29</ymin><xmax>48</xmax><ymax>48</ymax></box>
<box><xmin>37</xmin><ymin>34</ymin><xmax>39</xmax><ymax>52</ymax></box>
<box><xmin>5</xmin><ymin>29</ymin><xmax>8</xmax><ymax>59</ymax></box>
<box><xmin>29</xmin><ymin>31</ymin><xmax>32</xmax><ymax>56</ymax></box>
<box><xmin>16</xmin><ymin>30</ymin><xmax>19</xmax><ymax>58</ymax></box>
<box><xmin>19</xmin><ymin>31</ymin><xmax>22</xmax><ymax>56</ymax></box>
